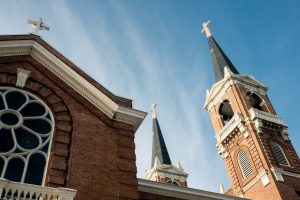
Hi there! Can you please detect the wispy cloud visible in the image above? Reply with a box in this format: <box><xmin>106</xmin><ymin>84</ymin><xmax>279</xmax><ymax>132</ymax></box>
<box><xmin>0</xmin><ymin>1</ymin><xmax>230</xmax><ymax>192</ymax></box>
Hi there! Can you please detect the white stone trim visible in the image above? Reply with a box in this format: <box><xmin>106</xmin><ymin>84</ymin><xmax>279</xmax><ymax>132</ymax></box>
<box><xmin>0</xmin><ymin>39</ymin><xmax>146</xmax><ymax>131</ymax></box>
<box><xmin>145</xmin><ymin>164</ymin><xmax>188</xmax><ymax>182</ymax></box>
<box><xmin>216</xmin><ymin>112</ymin><xmax>243</xmax><ymax>144</ymax></box>
<box><xmin>138</xmin><ymin>178</ymin><xmax>244</xmax><ymax>200</ymax></box>
<box><xmin>271</xmin><ymin>167</ymin><xmax>284</xmax><ymax>182</ymax></box>
<box><xmin>0</xmin><ymin>178</ymin><xmax>76</xmax><ymax>200</ymax></box>
<box><xmin>249</xmin><ymin>108</ymin><xmax>287</xmax><ymax>127</ymax></box>
<box><xmin>260</xmin><ymin>173</ymin><xmax>270</xmax><ymax>186</ymax></box>
<box><xmin>271</xmin><ymin>167</ymin><xmax>300</xmax><ymax>182</ymax></box>
<box><xmin>204</xmin><ymin>74</ymin><xmax>267</xmax><ymax>111</ymax></box>
<box><xmin>241</xmin><ymin>170</ymin><xmax>268</xmax><ymax>193</ymax></box>
<box><xmin>16</xmin><ymin>68</ymin><xmax>31</xmax><ymax>88</ymax></box>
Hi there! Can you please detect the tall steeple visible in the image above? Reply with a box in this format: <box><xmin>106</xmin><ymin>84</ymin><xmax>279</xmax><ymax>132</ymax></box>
<box><xmin>145</xmin><ymin>104</ymin><xmax>188</xmax><ymax>187</ymax></box>
<box><xmin>151</xmin><ymin>104</ymin><xmax>171</xmax><ymax>167</ymax></box>
<box><xmin>202</xmin><ymin>21</ymin><xmax>239</xmax><ymax>82</ymax></box>
<box><xmin>203</xmin><ymin>22</ymin><xmax>300</xmax><ymax>199</ymax></box>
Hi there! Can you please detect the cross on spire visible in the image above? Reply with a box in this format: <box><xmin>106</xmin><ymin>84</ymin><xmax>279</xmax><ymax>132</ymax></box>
<box><xmin>201</xmin><ymin>20</ymin><xmax>212</xmax><ymax>38</ymax></box>
<box><xmin>27</xmin><ymin>18</ymin><xmax>50</xmax><ymax>35</ymax></box>
<box><xmin>202</xmin><ymin>21</ymin><xmax>240</xmax><ymax>82</ymax></box>
<box><xmin>151</xmin><ymin>103</ymin><xmax>157</xmax><ymax>118</ymax></box>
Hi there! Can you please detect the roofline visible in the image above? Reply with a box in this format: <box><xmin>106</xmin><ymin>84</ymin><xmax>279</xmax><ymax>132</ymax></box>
<box><xmin>138</xmin><ymin>178</ymin><xmax>246</xmax><ymax>200</ymax></box>
<box><xmin>0</xmin><ymin>34</ymin><xmax>147</xmax><ymax>131</ymax></box>
<box><xmin>0</xmin><ymin>34</ymin><xmax>132</xmax><ymax>107</ymax></box>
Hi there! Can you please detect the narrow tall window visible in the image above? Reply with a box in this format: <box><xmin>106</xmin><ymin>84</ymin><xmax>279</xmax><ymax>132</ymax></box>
<box><xmin>219</xmin><ymin>100</ymin><xmax>234</xmax><ymax>125</ymax></box>
<box><xmin>238</xmin><ymin>150</ymin><xmax>253</xmax><ymax>179</ymax></box>
<box><xmin>0</xmin><ymin>87</ymin><xmax>54</xmax><ymax>185</ymax></box>
<box><xmin>271</xmin><ymin>142</ymin><xmax>290</xmax><ymax>166</ymax></box>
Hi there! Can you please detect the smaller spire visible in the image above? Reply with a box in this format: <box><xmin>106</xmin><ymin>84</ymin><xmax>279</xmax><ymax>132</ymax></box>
<box><xmin>151</xmin><ymin>104</ymin><xmax>172</xmax><ymax>168</ymax></box>
<box><xmin>145</xmin><ymin>104</ymin><xmax>188</xmax><ymax>186</ymax></box>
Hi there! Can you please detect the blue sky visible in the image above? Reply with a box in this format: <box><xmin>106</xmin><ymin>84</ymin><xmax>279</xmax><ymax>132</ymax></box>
<box><xmin>1</xmin><ymin>0</ymin><xmax>300</xmax><ymax>193</ymax></box>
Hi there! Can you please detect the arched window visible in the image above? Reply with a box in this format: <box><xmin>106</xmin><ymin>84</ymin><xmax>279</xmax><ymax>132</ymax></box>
<box><xmin>4</xmin><ymin>157</ymin><xmax>25</xmax><ymax>182</ymax></box>
<box><xmin>25</xmin><ymin>153</ymin><xmax>46</xmax><ymax>185</ymax></box>
<box><xmin>237</xmin><ymin>150</ymin><xmax>253</xmax><ymax>179</ymax></box>
<box><xmin>0</xmin><ymin>157</ymin><xmax>4</xmax><ymax>176</ymax></box>
<box><xmin>219</xmin><ymin>100</ymin><xmax>234</xmax><ymax>125</ymax></box>
<box><xmin>246</xmin><ymin>92</ymin><xmax>263</xmax><ymax>111</ymax></box>
<box><xmin>0</xmin><ymin>87</ymin><xmax>54</xmax><ymax>185</ymax></box>
<box><xmin>270</xmin><ymin>142</ymin><xmax>290</xmax><ymax>166</ymax></box>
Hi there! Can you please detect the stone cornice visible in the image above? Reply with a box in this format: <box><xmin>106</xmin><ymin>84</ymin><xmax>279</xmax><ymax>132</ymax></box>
<box><xmin>216</xmin><ymin>113</ymin><xmax>242</xmax><ymax>143</ymax></box>
<box><xmin>145</xmin><ymin>164</ymin><xmax>188</xmax><ymax>182</ymax></box>
<box><xmin>271</xmin><ymin>167</ymin><xmax>300</xmax><ymax>181</ymax></box>
<box><xmin>249</xmin><ymin>108</ymin><xmax>287</xmax><ymax>128</ymax></box>
<box><xmin>0</xmin><ymin>39</ymin><xmax>147</xmax><ymax>131</ymax></box>
<box><xmin>138</xmin><ymin>178</ymin><xmax>245</xmax><ymax>200</ymax></box>
<box><xmin>204</xmin><ymin>74</ymin><xmax>268</xmax><ymax>111</ymax></box>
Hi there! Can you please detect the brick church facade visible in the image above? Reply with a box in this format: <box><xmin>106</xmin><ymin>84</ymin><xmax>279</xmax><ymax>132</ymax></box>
<box><xmin>0</xmin><ymin>22</ymin><xmax>299</xmax><ymax>200</ymax></box>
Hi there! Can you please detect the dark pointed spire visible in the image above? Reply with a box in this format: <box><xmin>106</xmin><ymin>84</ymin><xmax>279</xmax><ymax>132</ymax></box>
<box><xmin>151</xmin><ymin>104</ymin><xmax>171</xmax><ymax>168</ymax></box>
<box><xmin>202</xmin><ymin>21</ymin><xmax>239</xmax><ymax>82</ymax></box>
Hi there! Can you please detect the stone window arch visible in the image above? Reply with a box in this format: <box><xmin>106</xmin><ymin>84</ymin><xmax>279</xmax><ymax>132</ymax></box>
<box><xmin>219</xmin><ymin>100</ymin><xmax>234</xmax><ymax>125</ymax></box>
<box><xmin>0</xmin><ymin>87</ymin><xmax>54</xmax><ymax>185</ymax></box>
<box><xmin>270</xmin><ymin>141</ymin><xmax>290</xmax><ymax>167</ymax></box>
<box><xmin>237</xmin><ymin>150</ymin><xmax>253</xmax><ymax>179</ymax></box>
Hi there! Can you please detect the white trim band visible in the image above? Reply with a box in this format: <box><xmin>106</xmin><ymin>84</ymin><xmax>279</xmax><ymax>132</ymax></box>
<box><xmin>0</xmin><ymin>39</ymin><xmax>147</xmax><ymax>131</ymax></box>
<box><xmin>138</xmin><ymin>178</ymin><xmax>244</xmax><ymax>200</ymax></box>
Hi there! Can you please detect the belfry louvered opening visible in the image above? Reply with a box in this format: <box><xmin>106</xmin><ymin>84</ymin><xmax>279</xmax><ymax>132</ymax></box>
<box><xmin>238</xmin><ymin>150</ymin><xmax>253</xmax><ymax>179</ymax></box>
<box><xmin>271</xmin><ymin>142</ymin><xmax>290</xmax><ymax>166</ymax></box>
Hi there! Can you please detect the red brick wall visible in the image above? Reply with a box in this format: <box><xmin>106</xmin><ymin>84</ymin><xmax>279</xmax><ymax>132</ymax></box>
<box><xmin>0</xmin><ymin>55</ymin><xmax>138</xmax><ymax>200</ymax></box>
<box><xmin>208</xmin><ymin>81</ymin><xmax>300</xmax><ymax>200</ymax></box>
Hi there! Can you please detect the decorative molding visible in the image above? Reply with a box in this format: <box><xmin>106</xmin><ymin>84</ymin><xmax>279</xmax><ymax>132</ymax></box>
<box><xmin>0</xmin><ymin>178</ymin><xmax>77</xmax><ymax>200</ymax></box>
<box><xmin>204</xmin><ymin>74</ymin><xmax>267</xmax><ymax>111</ymax></box>
<box><xmin>216</xmin><ymin>112</ymin><xmax>243</xmax><ymax>144</ymax></box>
<box><xmin>249</xmin><ymin>108</ymin><xmax>287</xmax><ymax>128</ymax></box>
<box><xmin>138</xmin><ymin>178</ymin><xmax>244</xmax><ymax>200</ymax></box>
<box><xmin>242</xmin><ymin>170</ymin><xmax>268</xmax><ymax>193</ymax></box>
<box><xmin>281</xmin><ymin>127</ymin><xmax>290</xmax><ymax>141</ymax></box>
<box><xmin>145</xmin><ymin>164</ymin><xmax>188</xmax><ymax>182</ymax></box>
<box><xmin>271</xmin><ymin>167</ymin><xmax>284</xmax><ymax>182</ymax></box>
<box><xmin>271</xmin><ymin>167</ymin><xmax>300</xmax><ymax>182</ymax></box>
<box><xmin>0</xmin><ymin>39</ymin><xmax>147</xmax><ymax>131</ymax></box>
<box><xmin>16</xmin><ymin>68</ymin><xmax>31</xmax><ymax>88</ymax></box>
<box><xmin>260</xmin><ymin>173</ymin><xmax>270</xmax><ymax>186</ymax></box>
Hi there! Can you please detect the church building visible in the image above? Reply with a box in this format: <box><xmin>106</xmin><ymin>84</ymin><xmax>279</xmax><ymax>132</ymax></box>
<box><xmin>0</xmin><ymin>20</ymin><xmax>299</xmax><ymax>200</ymax></box>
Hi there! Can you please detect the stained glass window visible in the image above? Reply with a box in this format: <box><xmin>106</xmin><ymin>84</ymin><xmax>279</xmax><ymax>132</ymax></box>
<box><xmin>0</xmin><ymin>87</ymin><xmax>54</xmax><ymax>185</ymax></box>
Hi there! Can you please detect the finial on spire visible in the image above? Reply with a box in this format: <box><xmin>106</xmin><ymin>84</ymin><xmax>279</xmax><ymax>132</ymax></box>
<box><xmin>201</xmin><ymin>20</ymin><xmax>212</xmax><ymax>38</ymax></box>
<box><xmin>220</xmin><ymin>184</ymin><xmax>225</xmax><ymax>194</ymax></box>
<box><xmin>151</xmin><ymin>103</ymin><xmax>157</xmax><ymax>118</ymax></box>
<box><xmin>27</xmin><ymin>17</ymin><xmax>50</xmax><ymax>35</ymax></box>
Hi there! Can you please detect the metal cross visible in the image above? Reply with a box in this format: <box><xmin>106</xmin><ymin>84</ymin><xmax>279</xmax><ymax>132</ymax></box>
<box><xmin>151</xmin><ymin>103</ymin><xmax>157</xmax><ymax>118</ymax></box>
<box><xmin>27</xmin><ymin>18</ymin><xmax>50</xmax><ymax>35</ymax></box>
<box><xmin>201</xmin><ymin>20</ymin><xmax>212</xmax><ymax>38</ymax></box>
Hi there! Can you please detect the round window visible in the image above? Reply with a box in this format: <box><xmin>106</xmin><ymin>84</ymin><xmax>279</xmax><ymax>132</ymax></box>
<box><xmin>0</xmin><ymin>87</ymin><xmax>54</xmax><ymax>185</ymax></box>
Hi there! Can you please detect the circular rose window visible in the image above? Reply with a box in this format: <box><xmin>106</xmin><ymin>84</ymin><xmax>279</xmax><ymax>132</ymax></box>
<box><xmin>0</xmin><ymin>87</ymin><xmax>54</xmax><ymax>185</ymax></box>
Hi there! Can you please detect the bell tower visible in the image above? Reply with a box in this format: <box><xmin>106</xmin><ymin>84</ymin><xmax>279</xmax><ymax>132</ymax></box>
<box><xmin>202</xmin><ymin>21</ymin><xmax>300</xmax><ymax>199</ymax></box>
